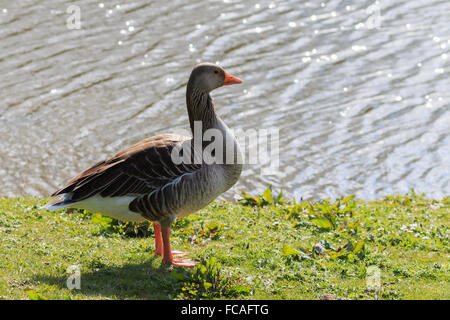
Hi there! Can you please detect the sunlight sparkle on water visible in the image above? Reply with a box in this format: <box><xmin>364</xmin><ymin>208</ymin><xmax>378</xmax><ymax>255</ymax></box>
<box><xmin>254</xmin><ymin>27</ymin><xmax>263</xmax><ymax>33</ymax></box>
<box><xmin>352</xmin><ymin>45</ymin><xmax>367</xmax><ymax>51</ymax></box>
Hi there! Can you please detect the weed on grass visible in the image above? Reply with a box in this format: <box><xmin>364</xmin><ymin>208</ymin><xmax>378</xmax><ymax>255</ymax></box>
<box><xmin>0</xmin><ymin>190</ymin><xmax>448</xmax><ymax>299</ymax></box>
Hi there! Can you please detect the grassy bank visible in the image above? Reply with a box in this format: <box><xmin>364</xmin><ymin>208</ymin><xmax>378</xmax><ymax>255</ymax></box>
<box><xmin>0</xmin><ymin>190</ymin><xmax>448</xmax><ymax>300</ymax></box>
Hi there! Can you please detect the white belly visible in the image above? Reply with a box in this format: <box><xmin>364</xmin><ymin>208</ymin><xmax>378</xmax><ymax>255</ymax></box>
<box><xmin>72</xmin><ymin>195</ymin><xmax>147</xmax><ymax>222</ymax></box>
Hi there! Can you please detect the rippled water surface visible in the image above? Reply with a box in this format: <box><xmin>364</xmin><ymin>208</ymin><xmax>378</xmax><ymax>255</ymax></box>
<box><xmin>1</xmin><ymin>0</ymin><xmax>449</xmax><ymax>200</ymax></box>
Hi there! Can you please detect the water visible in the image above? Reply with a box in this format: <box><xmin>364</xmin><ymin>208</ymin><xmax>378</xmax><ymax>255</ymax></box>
<box><xmin>0</xmin><ymin>0</ymin><xmax>449</xmax><ymax>201</ymax></box>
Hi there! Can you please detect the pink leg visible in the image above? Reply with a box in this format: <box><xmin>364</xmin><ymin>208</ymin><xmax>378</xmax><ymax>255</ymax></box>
<box><xmin>153</xmin><ymin>223</ymin><xmax>163</xmax><ymax>256</ymax></box>
<box><xmin>154</xmin><ymin>223</ymin><xmax>188</xmax><ymax>257</ymax></box>
<box><xmin>161</xmin><ymin>226</ymin><xmax>199</xmax><ymax>267</ymax></box>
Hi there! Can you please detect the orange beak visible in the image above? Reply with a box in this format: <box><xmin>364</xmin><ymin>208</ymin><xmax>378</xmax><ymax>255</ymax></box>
<box><xmin>223</xmin><ymin>72</ymin><xmax>242</xmax><ymax>85</ymax></box>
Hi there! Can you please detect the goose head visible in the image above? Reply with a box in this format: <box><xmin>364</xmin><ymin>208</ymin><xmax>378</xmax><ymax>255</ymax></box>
<box><xmin>188</xmin><ymin>62</ymin><xmax>242</xmax><ymax>93</ymax></box>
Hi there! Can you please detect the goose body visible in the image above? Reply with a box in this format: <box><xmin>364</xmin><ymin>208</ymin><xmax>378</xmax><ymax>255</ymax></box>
<box><xmin>46</xmin><ymin>63</ymin><xmax>243</xmax><ymax>267</ymax></box>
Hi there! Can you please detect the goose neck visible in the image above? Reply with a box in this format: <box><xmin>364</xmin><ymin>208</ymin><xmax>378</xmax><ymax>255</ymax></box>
<box><xmin>186</xmin><ymin>86</ymin><xmax>219</xmax><ymax>135</ymax></box>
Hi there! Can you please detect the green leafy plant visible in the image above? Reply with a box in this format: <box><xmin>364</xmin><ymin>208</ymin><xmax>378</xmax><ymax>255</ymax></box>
<box><xmin>239</xmin><ymin>187</ymin><xmax>284</xmax><ymax>207</ymax></box>
<box><xmin>26</xmin><ymin>290</ymin><xmax>47</xmax><ymax>300</ymax></box>
<box><xmin>90</xmin><ymin>213</ymin><xmax>151</xmax><ymax>237</ymax></box>
<box><xmin>171</xmin><ymin>258</ymin><xmax>251</xmax><ymax>299</ymax></box>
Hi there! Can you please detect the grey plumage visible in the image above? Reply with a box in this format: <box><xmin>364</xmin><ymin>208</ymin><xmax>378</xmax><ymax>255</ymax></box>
<box><xmin>46</xmin><ymin>63</ymin><xmax>243</xmax><ymax>229</ymax></box>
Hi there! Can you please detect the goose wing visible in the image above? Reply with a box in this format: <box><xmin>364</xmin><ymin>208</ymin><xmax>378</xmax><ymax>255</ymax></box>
<box><xmin>51</xmin><ymin>134</ymin><xmax>200</xmax><ymax>204</ymax></box>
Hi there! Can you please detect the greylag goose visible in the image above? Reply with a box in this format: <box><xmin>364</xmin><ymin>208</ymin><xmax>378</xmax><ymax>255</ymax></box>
<box><xmin>45</xmin><ymin>63</ymin><xmax>243</xmax><ymax>267</ymax></box>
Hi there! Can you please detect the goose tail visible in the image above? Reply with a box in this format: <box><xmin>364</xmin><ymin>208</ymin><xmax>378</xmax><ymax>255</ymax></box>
<box><xmin>43</xmin><ymin>193</ymin><xmax>75</xmax><ymax>211</ymax></box>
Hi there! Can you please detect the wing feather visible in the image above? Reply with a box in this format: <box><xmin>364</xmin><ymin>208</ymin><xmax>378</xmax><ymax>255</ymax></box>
<box><xmin>51</xmin><ymin>134</ymin><xmax>200</xmax><ymax>204</ymax></box>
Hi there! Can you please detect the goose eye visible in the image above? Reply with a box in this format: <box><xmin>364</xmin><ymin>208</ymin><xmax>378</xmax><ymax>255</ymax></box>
<box><xmin>214</xmin><ymin>70</ymin><xmax>219</xmax><ymax>74</ymax></box>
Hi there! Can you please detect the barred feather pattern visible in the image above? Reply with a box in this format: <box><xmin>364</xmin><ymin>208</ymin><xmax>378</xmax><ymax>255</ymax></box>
<box><xmin>51</xmin><ymin>134</ymin><xmax>201</xmax><ymax>206</ymax></box>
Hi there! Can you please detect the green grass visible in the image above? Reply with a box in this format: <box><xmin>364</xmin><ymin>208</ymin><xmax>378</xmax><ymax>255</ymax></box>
<box><xmin>0</xmin><ymin>189</ymin><xmax>448</xmax><ymax>300</ymax></box>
